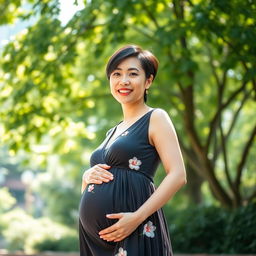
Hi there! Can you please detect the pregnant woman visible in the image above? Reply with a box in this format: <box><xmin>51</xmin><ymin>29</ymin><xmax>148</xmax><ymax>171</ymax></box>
<box><xmin>79</xmin><ymin>45</ymin><xmax>187</xmax><ymax>256</ymax></box>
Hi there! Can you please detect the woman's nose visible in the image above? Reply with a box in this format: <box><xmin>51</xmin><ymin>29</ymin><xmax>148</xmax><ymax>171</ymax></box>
<box><xmin>121</xmin><ymin>75</ymin><xmax>130</xmax><ymax>84</ymax></box>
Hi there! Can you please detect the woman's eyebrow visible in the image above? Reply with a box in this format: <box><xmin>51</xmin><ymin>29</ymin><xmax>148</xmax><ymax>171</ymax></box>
<box><xmin>115</xmin><ymin>67</ymin><xmax>140</xmax><ymax>71</ymax></box>
<box><xmin>128</xmin><ymin>67</ymin><xmax>140</xmax><ymax>71</ymax></box>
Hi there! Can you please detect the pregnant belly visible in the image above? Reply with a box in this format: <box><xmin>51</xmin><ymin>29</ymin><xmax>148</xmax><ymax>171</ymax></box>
<box><xmin>79</xmin><ymin>168</ymin><xmax>154</xmax><ymax>236</ymax></box>
<box><xmin>79</xmin><ymin>180</ymin><xmax>117</xmax><ymax>236</ymax></box>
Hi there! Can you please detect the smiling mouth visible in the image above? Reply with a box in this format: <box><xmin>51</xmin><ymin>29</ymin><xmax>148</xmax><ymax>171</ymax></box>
<box><xmin>118</xmin><ymin>89</ymin><xmax>133</xmax><ymax>95</ymax></box>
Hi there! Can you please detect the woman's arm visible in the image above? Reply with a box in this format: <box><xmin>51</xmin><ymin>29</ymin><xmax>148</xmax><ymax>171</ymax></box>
<box><xmin>134</xmin><ymin>108</ymin><xmax>187</xmax><ymax>221</ymax></box>
<box><xmin>99</xmin><ymin>109</ymin><xmax>186</xmax><ymax>242</ymax></box>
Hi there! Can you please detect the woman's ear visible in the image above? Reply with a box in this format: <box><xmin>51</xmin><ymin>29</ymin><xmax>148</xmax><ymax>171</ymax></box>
<box><xmin>145</xmin><ymin>74</ymin><xmax>154</xmax><ymax>89</ymax></box>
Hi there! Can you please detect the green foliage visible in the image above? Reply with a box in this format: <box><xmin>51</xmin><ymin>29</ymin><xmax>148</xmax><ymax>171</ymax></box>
<box><xmin>170</xmin><ymin>206</ymin><xmax>226</xmax><ymax>253</ymax></box>
<box><xmin>223</xmin><ymin>203</ymin><xmax>256</xmax><ymax>253</ymax></box>
<box><xmin>0</xmin><ymin>208</ymin><xmax>37</xmax><ymax>251</ymax></box>
<box><xmin>31</xmin><ymin>234</ymin><xmax>78</xmax><ymax>252</ymax></box>
<box><xmin>0</xmin><ymin>207</ymin><xmax>78</xmax><ymax>253</ymax></box>
<box><xmin>0</xmin><ymin>188</ymin><xmax>16</xmax><ymax>213</ymax></box>
<box><xmin>35</xmin><ymin>169</ymin><xmax>81</xmax><ymax>226</ymax></box>
<box><xmin>0</xmin><ymin>0</ymin><xmax>24</xmax><ymax>25</ymax></box>
<box><xmin>169</xmin><ymin>203</ymin><xmax>256</xmax><ymax>253</ymax></box>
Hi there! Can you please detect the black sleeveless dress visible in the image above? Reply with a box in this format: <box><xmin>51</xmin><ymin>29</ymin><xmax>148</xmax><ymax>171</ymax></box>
<box><xmin>79</xmin><ymin>109</ymin><xmax>172</xmax><ymax>256</ymax></box>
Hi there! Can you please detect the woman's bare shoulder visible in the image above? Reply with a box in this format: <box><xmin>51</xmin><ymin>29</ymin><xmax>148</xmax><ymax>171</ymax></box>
<box><xmin>149</xmin><ymin>108</ymin><xmax>176</xmax><ymax>145</ymax></box>
<box><xmin>151</xmin><ymin>108</ymin><xmax>173</xmax><ymax>125</ymax></box>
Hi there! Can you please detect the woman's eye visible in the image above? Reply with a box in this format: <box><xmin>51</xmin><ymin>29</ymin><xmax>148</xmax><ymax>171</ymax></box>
<box><xmin>130</xmin><ymin>72</ymin><xmax>138</xmax><ymax>76</ymax></box>
<box><xmin>112</xmin><ymin>72</ymin><xmax>121</xmax><ymax>77</ymax></box>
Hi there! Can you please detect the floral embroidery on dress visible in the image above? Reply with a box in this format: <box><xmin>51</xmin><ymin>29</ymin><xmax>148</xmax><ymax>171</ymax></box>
<box><xmin>128</xmin><ymin>157</ymin><xmax>142</xmax><ymax>170</ymax></box>
<box><xmin>121</xmin><ymin>131</ymin><xmax>129</xmax><ymax>136</ymax></box>
<box><xmin>115</xmin><ymin>247</ymin><xmax>127</xmax><ymax>256</ymax></box>
<box><xmin>88</xmin><ymin>184</ymin><xmax>94</xmax><ymax>193</ymax></box>
<box><xmin>143</xmin><ymin>221</ymin><xmax>156</xmax><ymax>238</ymax></box>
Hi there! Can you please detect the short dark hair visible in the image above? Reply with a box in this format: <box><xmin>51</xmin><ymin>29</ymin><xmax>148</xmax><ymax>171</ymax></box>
<box><xmin>106</xmin><ymin>45</ymin><xmax>159</xmax><ymax>81</ymax></box>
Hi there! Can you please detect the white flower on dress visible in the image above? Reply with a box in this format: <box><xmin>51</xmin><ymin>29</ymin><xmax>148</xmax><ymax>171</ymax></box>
<box><xmin>88</xmin><ymin>184</ymin><xmax>94</xmax><ymax>192</ymax></box>
<box><xmin>143</xmin><ymin>221</ymin><xmax>156</xmax><ymax>238</ymax></box>
<box><xmin>121</xmin><ymin>131</ymin><xmax>129</xmax><ymax>136</ymax></box>
<box><xmin>115</xmin><ymin>247</ymin><xmax>127</xmax><ymax>256</ymax></box>
<box><xmin>128</xmin><ymin>157</ymin><xmax>142</xmax><ymax>170</ymax></box>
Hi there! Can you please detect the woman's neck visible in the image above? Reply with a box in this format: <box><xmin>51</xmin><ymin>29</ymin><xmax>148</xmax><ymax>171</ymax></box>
<box><xmin>121</xmin><ymin>102</ymin><xmax>151</xmax><ymax>123</ymax></box>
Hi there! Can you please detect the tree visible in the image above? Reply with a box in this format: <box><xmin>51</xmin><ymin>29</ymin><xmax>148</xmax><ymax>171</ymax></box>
<box><xmin>0</xmin><ymin>0</ymin><xmax>255</xmax><ymax>208</ymax></box>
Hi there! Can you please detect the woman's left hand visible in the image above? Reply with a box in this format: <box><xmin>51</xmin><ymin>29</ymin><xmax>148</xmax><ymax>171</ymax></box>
<box><xmin>99</xmin><ymin>212</ymin><xmax>141</xmax><ymax>242</ymax></box>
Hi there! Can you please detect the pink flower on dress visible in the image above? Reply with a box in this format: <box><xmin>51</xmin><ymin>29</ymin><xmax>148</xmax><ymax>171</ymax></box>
<box><xmin>128</xmin><ymin>157</ymin><xmax>142</xmax><ymax>170</ymax></box>
<box><xmin>88</xmin><ymin>184</ymin><xmax>94</xmax><ymax>192</ymax></box>
<box><xmin>143</xmin><ymin>221</ymin><xmax>156</xmax><ymax>238</ymax></box>
<box><xmin>115</xmin><ymin>247</ymin><xmax>127</xmax><ymax>256</ymax></box>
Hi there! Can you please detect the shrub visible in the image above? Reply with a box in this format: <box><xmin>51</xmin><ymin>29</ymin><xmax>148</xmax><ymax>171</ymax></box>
<box><xmin>0</xmin><ymin>208</ymin><xmax>78</xmax><ymax>253</ymax></box>
<box><xmin>0</xmin><ymin>208</ymin><xmax>36</xmax><ymax>251</ymax></box>
<box><xmin>31</xmin><ymin>234</ymin><xmax>78</xmax><ymax>251</ymax></box>
<box><xmin>169</xmin><ymin>205</ymin><xmax>227</xmax><ymax>253</ymax></box>
<box><xmin>0</xmin><ymin>188</ymin><xmax>16</xmax><ymax>213</ymax></box>
<box><xmin>0</xmin><ymin>188</ymin><xmax>17</xmax><ymax>237</ymax></box>
<box><xmin>223</xmin><ymin>203</ymin><xmax>256</xmax><ymax>253</ymax></box>
<box><xmin>168</xmin><ymin>203</ymin><xmax>256</xmax><ymax>253</ymax></box>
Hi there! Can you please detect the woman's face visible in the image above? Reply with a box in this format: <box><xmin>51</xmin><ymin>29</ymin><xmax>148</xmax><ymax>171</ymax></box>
<box><xmin>109</xmin><ymin>57</ymin><xmax>152</xmax><ymax>105</ymax></box>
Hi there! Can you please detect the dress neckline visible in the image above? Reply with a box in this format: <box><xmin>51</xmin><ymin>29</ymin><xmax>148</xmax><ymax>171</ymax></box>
<box><xmin>103</xmin><ymin>109</ymin><xmax>154</xmax><ymax>150</ymax></box>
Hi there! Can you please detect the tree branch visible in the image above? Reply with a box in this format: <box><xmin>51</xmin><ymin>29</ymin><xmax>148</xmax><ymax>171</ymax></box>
<box><xmin>212</xmin><ymin>91</ymin><xmax>251</xmax><ymax>162</ymax></box>
<box><xmin>173</xmin><ymin>0</ymin><xmax>202</xmax><ymax>156</ymax></box>
<box><xmin>186</xmin><ymin>0</ymin><xmax>194</xmax><ymax>7</ymax></box>
<box><xmin>218</xmin><ymin>117</ymin><xmax>234</xmax><ymax>193</ymax></box>
<box><xmin>206</xmin><ymin>80</ymin><xmax>248</xmax><ymax>152</ymax></box>
<box><xmin>212</xmin><ymin>127</ymin><xmax>219</xmax><ymax>164</ymax></box>
<box><xmin>162</xmin><ymin>90</ymin><xmax>182</xmax><ymax>115</ymax></box>
<box><xmin>247</xmin><ymin>189</ymin><xmax>256</xmax><ymax>203</ymax></box>
<box><xmin>225</xmin><ymin>92</ymin><xmax>250</xmax><ymax>140</ymax></box>
<box><xmin>179</xmin><ymin>139</ymin><xmax>203</xmax><ymax>176</ymax></box>
<box><xmin>252</xmin><ymin>77</ymin><xmax>256</xmax><ymax>100</ymax></box>
<box><xmin>173</xmin><ymin>0</ymin><xmax>180</xmax><ymax>19</ymax></box>
<box><xmin>130</xmin><ymin>25</ymin><xmax>160</xmax><ymax>42</ymax></box>
<box><xmin>141</xmin><ymin>2</ymin><xmax>160</xmax><ymax>29</ymax></box>
<box><xmin>207</xmin><ymin>45</ymin><xmax>221</xmax><ymax>87</ymax></box>
<box><xmin>235</xmin><ymin>124</ymin><xmax>256</xmax><ymax>190</ymax></box>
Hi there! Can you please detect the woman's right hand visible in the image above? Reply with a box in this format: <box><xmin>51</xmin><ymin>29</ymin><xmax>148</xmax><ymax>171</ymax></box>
<box><xmin>81</xmin><ymin>164</ymin><xmax>113</xmax><ymax>193</ymax></box>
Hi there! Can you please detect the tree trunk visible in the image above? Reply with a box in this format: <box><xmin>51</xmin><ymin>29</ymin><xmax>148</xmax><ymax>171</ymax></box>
<box><xmin>186</xmin><ymin>164</ymin><xmax>204</xmax><ymax>204</ymax></box>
